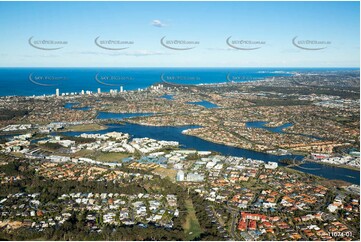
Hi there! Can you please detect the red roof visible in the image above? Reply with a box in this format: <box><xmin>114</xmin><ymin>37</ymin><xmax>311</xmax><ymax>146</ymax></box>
<box><xmin>262</xmin><ymin>221</ymin><xmax>273</xmax><ymax>228</ymax></box>
<box><xmin>248</xmin><ymin>220</ymin><xmax>257</xmax><ymax>230</ymax></box>
<box><xmin>237</xmin><ymin>220</ymin><xmax>247</xmax><ymax>231</ymax></box>
<box><xmin>241</xmin><ymin>212</ymin><xmax>267</xmax><ymax>221</ymax></box>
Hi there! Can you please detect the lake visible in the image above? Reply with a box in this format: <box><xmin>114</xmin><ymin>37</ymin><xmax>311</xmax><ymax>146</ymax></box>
<box><xmin>187</xmin><ymin>100</ymin><xmax>219</xmax><ymax>108</ymax></box>
<box><xmin>64</xmin><ymin>103</ymin><xmax>91</xmax><ymax>111</ymax></box>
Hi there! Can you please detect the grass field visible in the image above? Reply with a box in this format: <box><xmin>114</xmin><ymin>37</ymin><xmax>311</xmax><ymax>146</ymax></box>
<box><xmin>73</xmin><ymin>149</ymin><xmax>95</xmax><ymax>158</ymax></box>
<box><xmin>152</xmin><ymin>167</ymin><xmax>177</xmax><ymax>181</ymax></box>
<box><xmin>73</xmin><ymin>150</ymin><xmax>130</xmax><ymax>162</ymax></box>
<box><xmin>94</xmin><ymin>152</ymin><xmax>130</xmax><ymax>162</ymax></box>
<box><xmin>11</xmin><ymin>152</ymin><xmax>24</xmax><ymax>158</ymax></box>
<box><xmin>62</xmin><ymin>123</ymin><xmax>107</xmax><ymax>132</ymax></box>
<box><xmin>183</xmin><ymin>198</ymin><xmax>202</xmax><ymax>240</ymax></box>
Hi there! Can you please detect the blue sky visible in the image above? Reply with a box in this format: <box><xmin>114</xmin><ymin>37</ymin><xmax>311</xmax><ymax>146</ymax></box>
<box><xmin>0</xmin><ymin>1</ymin><xmax>359</xmax><ymax>67</ymax></box>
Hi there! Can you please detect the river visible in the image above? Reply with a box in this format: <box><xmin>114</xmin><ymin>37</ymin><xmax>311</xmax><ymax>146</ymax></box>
<box><xmin>61</xmin><ymin>121</ymin><xmax>360</xmax><ymax>185</ymax></box>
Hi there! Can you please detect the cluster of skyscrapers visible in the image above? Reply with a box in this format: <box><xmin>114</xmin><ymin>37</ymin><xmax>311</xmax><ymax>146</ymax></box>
<box><xmin>55</xmin><ymin>86</ymin><xmax>124</xmax><ymax>97</ymax></box>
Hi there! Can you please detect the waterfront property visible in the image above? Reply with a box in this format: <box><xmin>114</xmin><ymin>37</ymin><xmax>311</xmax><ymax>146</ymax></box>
<box><xmin>59</xmin><ymin>123</ymin><xmax>360</xmax><ymax>184</ymax></box>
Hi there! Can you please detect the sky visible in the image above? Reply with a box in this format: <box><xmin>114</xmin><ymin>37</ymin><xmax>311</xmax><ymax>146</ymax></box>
<box><xmin>0</xmin><ymin>1</ymin><xmax>359</xmax><ymax>67</ymax></box>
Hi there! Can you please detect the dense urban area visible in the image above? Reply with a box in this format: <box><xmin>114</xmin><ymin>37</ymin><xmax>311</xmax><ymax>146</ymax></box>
<box><xmin>0</xmin><ymin>70</ymin><xmax>360</xmax><ymax>241</ymax></box>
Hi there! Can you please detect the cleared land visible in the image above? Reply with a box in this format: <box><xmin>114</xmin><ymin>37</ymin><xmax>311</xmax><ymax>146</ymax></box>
<box><xmin>183</xmin><ymin>198</ymin><xmax>202</xmax><ymax>240</ymax></box>
<box><xmin>94</xmin><ymin>152</ymin><xmax>130</xmax><ymax>162</ymax></box>
<box><xmin>62</xmin><ymin>124</ymin><xmax>107</xmax><ymax>132</ymax></box>
<box><xmin>152</xmin><ymin>167</ymin><xmax>177</xmax><ymax>182</ymax></box>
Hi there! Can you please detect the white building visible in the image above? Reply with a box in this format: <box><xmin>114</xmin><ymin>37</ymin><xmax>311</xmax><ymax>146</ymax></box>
<box><xmin>206</xmin><ymin>161</ymin><xmax>217</xmax><ymax>169</ymax></box>
<box><xmin>327</xmin><ymin>204</ymin><xmax>338</xmax><ymax>213</ymax></box>
<box><xmin>176</xmin><ymin>170</ymin><xmax>185</xmax><ymax>181</ymax></box>
<box><xmin>265</xmin><ymin>161</ymin><xmax>278</xmax><ymax>169</ymax></box>
<box><xmin>186</xmin><ymin>173</ymin><xmax>204</xmax><ymax>182</ymax></box>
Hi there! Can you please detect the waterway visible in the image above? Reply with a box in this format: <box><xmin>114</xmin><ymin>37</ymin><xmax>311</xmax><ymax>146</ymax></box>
<box><xmin>61</xmin><ymin>122</ymin><xmax>360</xmax><ymax>184</ymax></box>
<box><xmin>246</xmin><ymin>121</ymin><xmax>322</xmax><ymax>140</ymax></box>
<box><xmin>161</xmin><ymin>94</ymin><xmax>174</xmax><ymax>100</ymax></box>
<box><xmin>96</xmin><ymin>112</ymin><xmax>154</xmax><ymax>120</ymax></box>
<box><xmin>246</xmin><ymin>121</ymin><xmax>292</xmax><ymax>133</ymax></box>
<box><xmin>187</xmin><ymin>100</ymin><xmax>219</xmax><ymax>108</ymax></box>
<box><xmin>64</xmin><ymin>103</ymin><xmax>91</xmax><ymax>111</ymax></box>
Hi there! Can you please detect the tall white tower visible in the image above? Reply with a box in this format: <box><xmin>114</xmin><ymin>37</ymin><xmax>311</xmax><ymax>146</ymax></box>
<box><xmin>97</xmin><ymin>88</ymin><xmax>101</xmax><ymax>94</ymax></box>
<box><xmin>55</xmin><ymin>88</ymin><xmax>60</xmax><ymax>97</ymax></box>
<box><xmin>120</xmin><ymin>86</ymin><xmax>123</xmax><ymax>93</ymax></box>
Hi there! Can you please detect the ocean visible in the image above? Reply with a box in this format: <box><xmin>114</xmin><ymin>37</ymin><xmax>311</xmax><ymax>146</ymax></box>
<box><xmin>0</xmin><ymin>67</ymin><xmax>357</xmax><ymax>96</ymax></box>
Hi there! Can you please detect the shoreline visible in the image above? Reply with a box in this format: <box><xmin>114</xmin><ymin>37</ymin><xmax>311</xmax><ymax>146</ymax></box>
<box><xmin>8</xmin><ymin>120</ymin><xmax>357</xmax><ymax>185</ymax></box>
<box><xmin>303</xmin><ymin>158</ymin><xmax>360</xmax><ymax>172</ymax></box>
<box><xmin>0</xmin><ymin>69</ymin><xmax>293</xmax><ymax>98</ymax></box>
<box><xmin>104</xmin><ymin>120</ymin><xmax>359</xmax><ymax>170</ymax></box>
<box><xmin>107</xmin><ymin>120</ymin><xmax>303</xmax><ymax>158</ymax></box>
<box><xmin>101</xmin><ymin>121</ymin><xmax>360</xmax><ymax>180</ymax></box>
<box><xmin>282</xmin><ymin>166</ymin><xmax>354</xmax><ymax>187</ymax></box>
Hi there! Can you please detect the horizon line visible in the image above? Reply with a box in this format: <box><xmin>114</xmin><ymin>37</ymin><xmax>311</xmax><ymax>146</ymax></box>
<box><xmin>0</xmin><ymin>66</ymin><xmax>359</xmax><ymax>69</ymax></box>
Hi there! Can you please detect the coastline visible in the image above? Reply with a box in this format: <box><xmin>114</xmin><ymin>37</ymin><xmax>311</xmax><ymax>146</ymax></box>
<box><xmin>3</xmin><ymin>67</ymin><xmax>351</xmax><ymax>97</ymax></box>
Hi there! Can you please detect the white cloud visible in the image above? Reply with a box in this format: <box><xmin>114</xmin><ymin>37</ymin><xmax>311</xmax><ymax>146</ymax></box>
<box><xmin>151</xmin><ymin>19</ymin><xmax>167</xmax><ymax>28</ymax></box>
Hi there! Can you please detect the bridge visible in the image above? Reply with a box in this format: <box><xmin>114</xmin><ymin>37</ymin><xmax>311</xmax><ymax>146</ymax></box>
<box><xmin>285</xmin><ymin>158</ymin><xmax>322</xmax><ymax>171</ymax></box>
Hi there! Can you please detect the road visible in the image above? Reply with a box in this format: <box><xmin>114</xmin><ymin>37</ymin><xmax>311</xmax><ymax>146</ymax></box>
<box><xmin>226</xmin><ymin>204</ymin><xmax>242</xmax><ymax>241</ymax></box>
